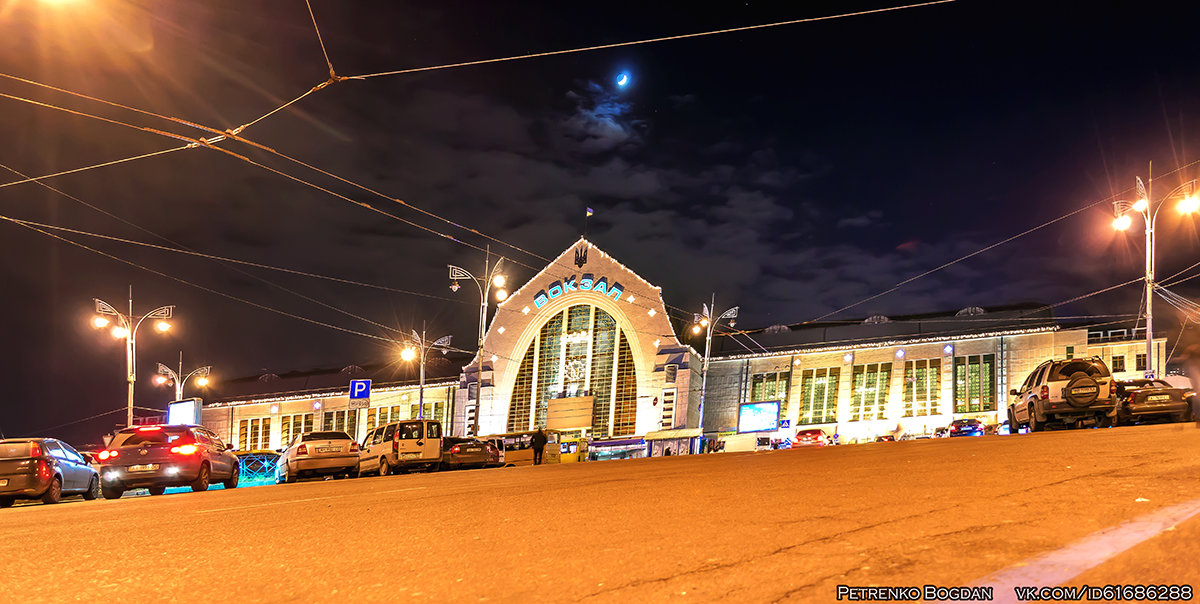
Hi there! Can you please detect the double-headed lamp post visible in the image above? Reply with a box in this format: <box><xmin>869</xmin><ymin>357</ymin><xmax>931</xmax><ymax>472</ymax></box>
<box><xmin>154</xmin><ymin>355</ymin><xmax>212</xmax><ymax>402</ymax></box>
<box><xmin>1112</xmin><ymin>172</ymin><xmax>1199</xmax><ymax>378</ymax></box>
<box><xmin>91</xmin><ymin>290</ymin><xmax>174</xmax><ymax>428</ymax></box>
<box><xmin>449</xmin><ymin>246</ymin><xmax>508</xmax><ymax>435</ymax></box>
<box><xmin>401</xmin><ymin>328</ymin><xmax>453</xmax><ymax>420</ymax></box>
<box><xmin>691</xmin><ymin>297</ymin><xmax>738</xmax><ymax>451</ymax></box>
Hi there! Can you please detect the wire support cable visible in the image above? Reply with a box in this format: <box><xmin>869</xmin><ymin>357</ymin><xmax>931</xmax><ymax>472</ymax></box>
<box><xmin>345</xmin><ymin>1</ymin><xmax>957</xmax><ymax>80</ymax></box>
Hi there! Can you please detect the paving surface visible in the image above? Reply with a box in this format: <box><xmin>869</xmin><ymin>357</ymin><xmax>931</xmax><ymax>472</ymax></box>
<box><xmin>3</xmin><ymin>423</ymin><xmax>1199</xmax><ymax>602</ymax></box>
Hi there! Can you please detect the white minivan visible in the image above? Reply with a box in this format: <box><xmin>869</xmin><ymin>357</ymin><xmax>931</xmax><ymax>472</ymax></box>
<box><xmin>358</xmin><ymin>419</ymin><xmax>443</xmax><ymax>475</ymax></box>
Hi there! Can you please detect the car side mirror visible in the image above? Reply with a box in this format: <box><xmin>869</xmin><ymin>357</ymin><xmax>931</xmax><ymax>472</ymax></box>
<box><xmin>1009</xmin><ymin>389</ymin><xmax>1019</xmax><ymax>396</ymax></box>
<box><xmin>225</xmin><ymin>443</ymin><xmax>235</xmax><ymax>451</ymax></box>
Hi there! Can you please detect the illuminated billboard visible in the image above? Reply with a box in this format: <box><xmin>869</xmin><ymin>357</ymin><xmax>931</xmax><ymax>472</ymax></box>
<box><xmin>167</xmin><ymin>398</ymin><xmax>202</xmax><ymax>425</ymax></box>
<box><xmin>737</xmin><ymin>401</ymin><xmax>780</xmax><ymax>433</ymax></box>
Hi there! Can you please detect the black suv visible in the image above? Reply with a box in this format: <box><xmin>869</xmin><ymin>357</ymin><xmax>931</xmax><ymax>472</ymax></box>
<box><xmin>1008</xmin><ymin>357</ymin><xmax>1114</xmax><ymax>431</ymax></box>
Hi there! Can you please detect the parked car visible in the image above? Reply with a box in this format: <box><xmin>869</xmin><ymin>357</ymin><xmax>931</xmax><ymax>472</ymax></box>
<box><xmin>948</xmin><ymin>418</ymin><xmax>984</xmax><ymax>437</ymax></box>
<box><xmin>873</xmin><ymin>435</ymin><xmax>896</xmax><ymax>443</ymax></box>
<box><xmin>1008</xmin><ymin>357</ymin><xmax>1115</xmax><ymax>432</ymax></box>
<box><xmin>358</xmin><ymin>419</ymin><xmax>444</xmax><ymax>476</ymax></box>
<box><xmin>97</xmin><ymin>425</ymin><xmax>239</xmax><ymax>499</ymax></box>
<box><xmin>275</xmin><ymin>431</ymin><xmax>360</xmax><ymax>483</ymax></box>
<box><xmin>932</xmin><ymin>427</ymin><xmax>950</xmax><ymax>438</ymax></box>
<box><xmin>438</xmin><ymin>437</ymin><xmax>491</xmax><ymax>470</ymax></box>
<box><xmin>794</xmin><ymin>429</ymin><xmax>831</xmax><ymax>447</ymax></box>
<box><xmin>0</xmin><ymin>438</ymin><xmax>100</xmax><ymax>507</ymax></box>
<box><xmin>481</xmin><ymin>437</ymin><xmax>506</xmax><ymax>467</ymax></box>
<box><xmin>1113</xmin><ymin>379</ymin><xmax>1193</xmax><ymax>424</ymax></box>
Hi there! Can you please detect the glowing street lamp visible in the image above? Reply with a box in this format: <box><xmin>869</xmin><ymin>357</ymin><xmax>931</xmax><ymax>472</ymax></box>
<box><xmin>91</xmin><ymin>288</ymin><xmax>174</xmax><ymax>428</ymax></box>
<box><xmin>155</xmin><ymin>352</ymin><xmax>212</xmax><ymax>402</ymax></box>
<box><xmin>449</xmin><ymin>246</ymin><xmax>507</xmax><ymax>435</ymax></box>
<box><xmin>1111</xmin><ymin>171</ymin><xmax>1199</xmax><ymax>378</ymax></box>
<box><xmin>692</xmin><ymin>296</ymin><xmax>738</xmax><ymax>451</ymax></box>
<box><xmin>402</xmin><ymin>327</ymin><xmax>453</xmax><ymax>420</ymax></box>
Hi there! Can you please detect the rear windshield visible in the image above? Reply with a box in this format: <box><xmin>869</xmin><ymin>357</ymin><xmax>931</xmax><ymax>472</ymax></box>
<box><xmin>111</xmin><ymin>428</ymin><xmax>191</xmax><ymax>447</ymax></box>
<box><xmin>0</xmin><ymin>442</ymin><xmax>31</xmax><ymax>458</ymax></box>
<box><xmin>301</xmin><ymin>431</ymin><xmax>351</xmax><ymax>442</ymax></box>
<box><xmin>398</xmin><ymin>422</ymin><xmax>423</xmax><ymax>440</ymax></box>
<box><xmin>1051</xmin><ymin>360</ymin><xmax>1109</xmax><ymax>380</ymax></box>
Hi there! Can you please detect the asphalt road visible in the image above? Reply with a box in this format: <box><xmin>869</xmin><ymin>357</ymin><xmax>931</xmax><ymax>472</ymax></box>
<box><xmin>4</xmin><ymin>423</ymin><xmax>1199</xmax><ymax>603</ymax></box>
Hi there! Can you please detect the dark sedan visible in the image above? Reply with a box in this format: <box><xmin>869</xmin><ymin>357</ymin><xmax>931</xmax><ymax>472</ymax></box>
<box><xmin>439</xmin><ymin>437</ymin><xmax>491</xmax><ymax>470</ymax></box>
<box><xmin>948</xmin><ymin>419</ymin><xmax>984</xmax><ymax>437</ymax></box>
<box><xmin>98</xmin><ymin>425</ymin><xmax>239</xmax><ymax>499</ymax></box>
<box><xmin>1</xmin><ymin>438</ymin><xmax>99</xmax><ymax>507</ymax></box>
<box><xmin>1114</xmin><ymin>379</ymin><xmax>1192</xmax><ymax>424</ymax></box>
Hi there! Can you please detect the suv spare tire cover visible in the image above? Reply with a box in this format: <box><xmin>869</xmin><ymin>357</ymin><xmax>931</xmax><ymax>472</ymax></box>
<box><xmin>1064</xmin><ymin>372</ymin><xmax>1100</xmax><ymax>407</ymax></box>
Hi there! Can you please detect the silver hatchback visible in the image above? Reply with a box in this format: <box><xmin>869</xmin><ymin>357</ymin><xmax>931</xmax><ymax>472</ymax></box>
<box><xmin>275</xmin><ymin>431</ymin><xmax>360</xmax><ymax>483</ymax></box>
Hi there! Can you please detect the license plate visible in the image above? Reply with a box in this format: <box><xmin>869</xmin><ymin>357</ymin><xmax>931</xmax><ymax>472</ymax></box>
<box><xmin>0</xmin><ymin>479</ymin><xmax>7</xmax><ymax>486</ymax></box>
<box><xmin>1147</xmin><ymin>394</ymin><xmax>1172</xmax><ymax>401</ymax></box>
<box><xmin>1072</xmin><ymin>387</ymin><xmax>1097</xmax><ymax>395</ymax></box>
<box><xmin>463</xmin><ymin>448</ymin><xmax>480</xmax><ymax>453</ymax></box>
<box><xmin>317</xmin><ymin>447</ymin><xmax>341</xmax><ymax>453</ymax></box>
<box><xmin>128</xmin><ymin>464</ymin><xmax>159</xmax><ymax>472</ymax></box>
<box><xmin>402</xmin><ymin>452</ymin><xmax>420</xmax><ymax>459</ymax></box>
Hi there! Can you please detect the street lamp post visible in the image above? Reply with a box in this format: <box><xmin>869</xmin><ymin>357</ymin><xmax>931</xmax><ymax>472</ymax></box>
<box><xmin>449</xmin><ymin>245</ymin><xmax>508</xmax><ymax>435</ymax></box>
<box><xmin>1112</xmin><ymin>169</ymin><xmax>1199</xmax><ymax>379</ymax></box>
<box><xmin>91</xmin><ymin>288</ymin><xmax>174</xmax><ymax>428</ymax></box>
<box><xmin>691</xmin><ymin>295</ymin><xmax>738</xmax><ymax>453</ymax></box>
<box><xmin>401</xmin><ymin>327</ymin><xmax>453</xmax><ymax>420</ymax></box>
<box><xmin>154</xmin><ymin>352</ymin><xmax>211</xmax><ymax>402</ymax></box>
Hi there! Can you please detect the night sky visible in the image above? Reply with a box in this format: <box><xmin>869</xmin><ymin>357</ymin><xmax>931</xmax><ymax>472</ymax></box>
<box><xmin>3</xmin><ymin>0</ymin><xmax>1200</xmax><ymax>444</ymax></box>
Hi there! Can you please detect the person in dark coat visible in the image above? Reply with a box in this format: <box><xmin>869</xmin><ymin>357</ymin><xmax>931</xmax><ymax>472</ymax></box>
<box><xmin>531</xmin><ymin>428</ymin><xmax>548</xmax><ymax>465</ymax></box>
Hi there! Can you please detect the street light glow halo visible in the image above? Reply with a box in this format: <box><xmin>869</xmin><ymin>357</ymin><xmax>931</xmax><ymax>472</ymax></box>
<box><xmin>492</xmin><ymin>274</ymin><xmax>507</xmax><ymax>288</ymax></box>
<box><xmin>92</xmin><ymin>316</ymin><xmax>110</xmax><ymax>328</ymax></box>
<box><xmin>400</xmin><ymin>347</ymin><xmax>417</xmax><ymax>362</ymax></box>
<box><xmin>111</xmin><ymin>326</ymin><xmax>128</xmax><ymax>339</ymax></box>
<box><xmin>1177</xmin><ymin>195</ymin><xmax>1200</xmax><ymax>214</ymax></box>
<box><xmin>1113</xmin><ymin>214</ymin><xmax>1132</xmax><ymax>231</ymax></box>
<box><xmin>1132</xmin><ymin>199</ymin><xmax>1149</xmax><ymax>212</ymax></box>
<box><xmin>155</xmin><ymin>320</ymin><xmax>171</xmax><ymax>332</ymax></box>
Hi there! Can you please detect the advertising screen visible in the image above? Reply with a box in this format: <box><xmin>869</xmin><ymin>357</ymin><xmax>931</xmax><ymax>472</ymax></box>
<box><xmin>167</xmin><ymin>398</ymin><xmax>201</xmax><ymax>425</ymax></box>
<box><xmin>737</xmin><ymin>401</ymin><xmax>780</xmax><ymax>433</ymax></box>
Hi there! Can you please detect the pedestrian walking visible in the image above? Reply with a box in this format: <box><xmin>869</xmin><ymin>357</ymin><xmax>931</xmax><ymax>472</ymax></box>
<box><xmin>531</xmin><ymin>427</ymin><xmax>548</xmax><ymax>465</ymax></box>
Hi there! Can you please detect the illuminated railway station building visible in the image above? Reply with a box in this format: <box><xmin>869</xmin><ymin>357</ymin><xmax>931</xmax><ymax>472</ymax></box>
<box><xmin>205</xmin><ymin>239</ymin><xmax>1164</xmax><ymax>452</ymax></box>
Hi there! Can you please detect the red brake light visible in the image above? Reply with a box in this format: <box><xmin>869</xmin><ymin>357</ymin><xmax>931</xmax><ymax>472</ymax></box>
<box><xmin>350</xmin><ymin>442</ymin><xmax>359</xmax><ymax>453</ymax></box>
<box><xmin>450</xmin><ymin>445</ymin><xmax>461</xmax><ymax>454</ymax></box>
<box><xmin>1040</xmin><ymin>385</ymin><xmax>1049</xmax><ymax>400</ymax></box>
<box><xmin>37</xmin><ymin>458</ymin><xmax>51</xmax><ymax>479</ymax></box>
<box><xmin>30</xmin><ymin>442</ymin><xmax>42</xmax><ymax>457</ymax></box>
<box><xmin>297</xmin><ymin>444</ymin><xmax>308</xmax><ymax>456</ymax></box>
<box><xmin>137</xmin><ymin>426</ymin><xmax>162</xmax><ymax>431</ymax></box>
<box><xmin>170</xmin><ymin>444</ymin><xmax>199</xmax><ymax>455</ymax></box>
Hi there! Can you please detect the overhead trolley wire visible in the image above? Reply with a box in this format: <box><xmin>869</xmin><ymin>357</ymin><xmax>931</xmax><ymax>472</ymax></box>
<box><xmin>3</xmin><ymin>216</ymin><xmax>397</xmax><ymax>343</ymax></box>
<box><xmin>0</xmin><ymin>215</ymin><xmax>465</xmax><ymax>303</ymax></box>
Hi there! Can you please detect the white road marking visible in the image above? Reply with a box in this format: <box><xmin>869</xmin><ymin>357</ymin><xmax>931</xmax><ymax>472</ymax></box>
<box><xmin>196</xmin><ymin>487</ymin><xmax>426</xmax><ymax>513</ymax></box>
<box><xmin>974</xmin><ymin>497</ymin><xmax>1200</xmax><ymax>602</ymax></box>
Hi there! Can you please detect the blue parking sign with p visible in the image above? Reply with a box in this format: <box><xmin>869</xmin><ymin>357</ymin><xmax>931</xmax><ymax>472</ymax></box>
<box><xmin>350</xmin><ymin>379</ymin><xmax>371</xmax><ymax>401</ymax></box>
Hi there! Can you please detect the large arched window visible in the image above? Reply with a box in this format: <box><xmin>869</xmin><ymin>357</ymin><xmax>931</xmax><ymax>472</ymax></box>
<box><xmin>506</xmin><ymin>304</ymin><xmax>638</xmax><ymax>437</ymax></box>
